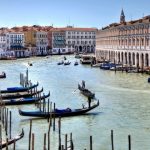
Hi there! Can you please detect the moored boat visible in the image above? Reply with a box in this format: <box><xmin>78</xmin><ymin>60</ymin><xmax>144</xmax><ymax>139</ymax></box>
<box><xmin>57</xmin><ymin>61</ymin><xmax>64</xmax><ymax>65</ymax></box>
<box><xmin>80</xmin><ymin>55</ymin><xmax>92</xmax><ymax>64</ymax></box>
<box><xmin>2</xmin><ymin>92</ymin><xmax>50</xmax><ymax>105</ymax></box>
<box><xmin>0</xmin><ymin>72</ymin><xmax>6</xmax><ymax>78</ymax></box>
<box><xmin>0</xmin><ymin>82</ymin><xmax>39</xmax><ymax>93</ymax></box>
<box><xmin>100</xmin><ymin>62</ymin><xmax>117</xmax><ymax>70</ymax></box>
<box><xmin>1</xmin><ymin>129</ymin><xmax>24</xmax><ymax>148</ymax></box>
<box><xmin>74</xmin><ymin>61</ymin><xmax>79</xmax><ymax>66</ymax></box>
<box><xmin>92</xmin><ymin>63</ymin><xmax>102</xmax><ymax>67</ymax></box>
<box><xmin>1</xmin><ymin>88</ymin><xmax>43</xmax><ymax>100</ymax></box>
<box><xmin>19</xmin><ymin>100</ymin><xmax>99</xmax><ymax>118</ymax></box>
<box><xmin>64</xmin><ymin>61</ymin><xmax>71</xmax><ymax>65</ymax></box>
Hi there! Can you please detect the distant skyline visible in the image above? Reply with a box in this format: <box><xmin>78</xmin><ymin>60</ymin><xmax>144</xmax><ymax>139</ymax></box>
<box><xmin>0</xmin><ymin>0</ymin><xmax>149</xmax><ymax>29</ymax></box>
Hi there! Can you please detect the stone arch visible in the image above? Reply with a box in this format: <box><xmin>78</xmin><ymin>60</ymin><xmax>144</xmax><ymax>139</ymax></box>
<box><xmin>141</xmin><ymin>53</ymin><xmax>144</xmax><ymax>68</ymax></box>
<box><xmin>136</xmin><ymin>53</ymin><xmax>139</xmax><ymax>67</ymax></box>
<box><xmin>121</xmin><ymin>52</ymin><xmax>124</xmax><ymax>64</ymax></box>
<box><xmin>128</xmin><ymin>52</ymin><xmax>131</xmax><ymax>66</ymax></box>
<box><xmin>118</xmin><ymin>52</ymin><xmax>120</xmax><ymax>63</ymax></box>
<box><xmin>132</xmin><ymin>53</ymin><xmax>135</xmax><ymax>65</ymax></box>
<box><xmin>87</xmin><ymin>46</ymin><xmax>90</xmax><ymax>52</ymax></box>
<box><xmin>108</xmin><ymin>51</ymin><xmax>111</xmax><ymax>61</ymax></box>
<box><xmin>145</xmin><ymin>53</ymin><xmax>149</xmax><ymax>67</ymax></box>
<box><xmin>79</xmin><ymin>46</ymin><xmax>82</xmax><ymax>52</ymax></box>
<box><xmin>125</xmin><ymin>52</ymin><xmax>127</xmax><ymax>64</ymax></box>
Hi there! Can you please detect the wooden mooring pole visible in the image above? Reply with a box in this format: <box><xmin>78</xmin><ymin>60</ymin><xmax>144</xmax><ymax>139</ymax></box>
<box><xmin>32</xmin><ymin>133</ymin><xmax>34</xmax><ymax>150</ymax></box>
<box><xmin>111</xmin><ymin>130</ymin><xmax>114</xmax><ymax>150</ymax></box>
<box><xmin>128</xmin><ymin>135</ymin><xmax>131</xmax><ymax>150</ymax></box>
<box><xmin>90</xmin><ymin>136</ymin><xmax>93</xmax><ymax>150</ymax></box>
<box><xmin>58</xmin><ymin>117</ymin><xmax>61</xmax><ymax>150</ymax></box>
<box><xmin>29</xmin><ymin>120</ymin><xmax>32</xmax><ymax>150</ymax></box>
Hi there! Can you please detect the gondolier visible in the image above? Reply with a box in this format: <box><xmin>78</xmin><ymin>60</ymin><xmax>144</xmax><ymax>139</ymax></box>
<box><xmin>88</xmin><ymin>97</ymin><xmax>91</xmax><ymax>108</ymax></box>
<box><xmin>82</xmin><ymin>80</ymin><xmax>85</xmax><ymax>89</ymax></box>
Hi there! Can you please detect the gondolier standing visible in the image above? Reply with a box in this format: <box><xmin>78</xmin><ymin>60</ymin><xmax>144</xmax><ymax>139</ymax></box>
<box><xmin>82</xmin><ymin>80</ymin><xmax>85</xmax><ymax>89</ymax></box>
<box><xmin>88</xmin><ymin>97</ymin><xmax>91</xmax><ymax>108</ymax></box>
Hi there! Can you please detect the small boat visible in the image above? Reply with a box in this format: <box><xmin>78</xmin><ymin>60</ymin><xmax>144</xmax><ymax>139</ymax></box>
<box><xmin>92</xmin><ymin>63</ymin><xmax>102</xmax><ymax>68</ymax></box>
<box><xmin>100</xmin><ymin>62</ymin><xmax>117</xmax><ymax>70</ymax></box>
<box><xmin>80</xmin><ymin>55</ymin><xmax>93</xmax><ymax>64</ymax></box>
<box><xmin>1</xmin><ymin>129</ymin><xmax>24</xmax><ymax>148</ymax></box>
<box><xmin>74</xmin><ymin>61</ymin><xmax>79</xmax><ymax>66</ymax></box>
<box><xmin>57</xmin><ymin>61</ymin><xmax>64</xmax><ymax>65</ymax></box>
<box><xmin>78</xmin><ymin>84</ymin><xmax>95</xmax><ymax>99</ymax></box>
<box><xmin>0</xmin><ymin>72</ymin><xmax>6</xmax><ymax>78</ymax></box>
<box><xmin>19</xmin><ymin>100</ymin><xmax>99</xmax><ymax>118</ymax></box>
<box><xmin>28</xmin><ymin>62</ymin><xmax>33</xmax><ymax>66</ymax></box>
<box><xmin>64</xmin><ymin>61</ymin><xmax>71</xmax><ymax>65</ymax></box>
<box><xmin>2</xmin><ymin>92</ymin><xmax>50</xmax><ymax>105</ymax></box>
<box><xmin>1</xmin><ymin>88</ymin><xmax>43</xmax><ymax>100</ymax></box>
<box><xmin>0</xmin><ymin>82</ymin><xmax>39</xmax><ymax>93</ymax></box>
<box><xmin>64</xmin><ymin>56</ymin><xmax>67</xmax><ymax>60</ymax></box>
<box><xmin>75</xmin><ymin>54</ymin><xmax>81</xmax><ymax>59</ymax></box>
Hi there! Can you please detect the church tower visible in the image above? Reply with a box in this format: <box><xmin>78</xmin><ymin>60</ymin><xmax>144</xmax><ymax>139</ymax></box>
<box><xmin>120</xmin><ymin>9</ymin><xmax>125</xmax><ymax>23</ymax></box>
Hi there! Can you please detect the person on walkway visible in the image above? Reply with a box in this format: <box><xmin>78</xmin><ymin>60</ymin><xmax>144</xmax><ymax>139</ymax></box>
<box><xmin>88</xmin><ymin>97</ymin><xmax>91</xmax><ymax>108</ymax></box>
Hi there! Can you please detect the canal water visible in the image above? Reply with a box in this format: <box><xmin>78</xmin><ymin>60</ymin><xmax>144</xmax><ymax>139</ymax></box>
<box><xmin>1</xmin><ymin>55</ymin><xmax>150</xmax><ymax>150</ymax></box>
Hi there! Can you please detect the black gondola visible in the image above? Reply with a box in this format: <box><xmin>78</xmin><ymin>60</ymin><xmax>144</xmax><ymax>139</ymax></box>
<box><xmin>28</xmin><ymin>62</ymin><xmax>33</xmax><ymax>66</ymax></box>
<box><xmin>0</xmin><ymin>72</ymin><xmax>6</xmax><ymax>78</ymax></box>
<box><xmin>64</xmin><ymin>61</ymin><xmax>71</xmax><ymax>65</ymax></box>
<box><xmin>2</xmin><ymin>92</ymin><xmax>50</xmax><ymax>105</ymax></box>
<box><xmin>74</xmin><ymin>61</ymin><xmax>79</xmax><ymax>66</ymax></box>
<box><xmin>1</xmin><ymin>88</ymin><xmax>43</xmax><ymax>100</ymax></box>
<box><xmin>78</xmin><ymin>83</ymin><xmax>95</xmax><ymax>99</ymax></box>
<box><xmin>0</xmin><ymin>82</ymin><xmax>39</xmax><ymax>93</ymax></box>
<box><xmin>1</xmin><ymin>129</ymin><xmax>24</xmax><ymax>148</ymax></box>
<box><xmin>57</xmin><ymin>61</ymin><xmax>64</xmax><ymax>65</ymax></box>
<box><xmin>19</xmin><ymin>101</ymin><xmax>99</xmax><ymax>118</ymax></box>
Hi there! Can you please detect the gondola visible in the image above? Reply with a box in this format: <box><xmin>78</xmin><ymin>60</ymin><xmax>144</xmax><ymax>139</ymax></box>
<box><xmin>0</xmin><ymin>72</ymin><xmax>6</xmax><ymax>79</ymax></box>
<box><xmin>2</xmin><ymin>92</ymin><xmax>50</xmax><ymax>105</ymax></box>
<box><xmin>28</xmin><ymin>62</ymin><xmax>33</xmax><ymax>66</ymax></box>
<box><xmin>1</xmin><ymin>129</ymin><xmax>24</xmax><ymax>148</ymax></box>
<box><xmin>74</xmin><ymin>61</ymin><xmax>79</xmax><ymax>66</ymax></box>
<box><xmin>64</xmin><ymin>61</ymin><xmax>71</xmax><ymax>65</ymax></box>
<box><xmin>57</xmin><ymin>61</ymin><xmax>64</xmax><ymax>65</ymax></box>
<box><xmin>19</xmin><ymin>100</ymin><xmax>99</xmax><ymax>118</ymax></box>
<box><xmin>1</xmin><ymin>88</ymin><xmax>43</xmax><ymax>100</ymax></box>
<box><xmin>0</xmin><ymin>82</ymin><xmax>39</xmax><ymax>93</ymax></box>
<box><xmin>78</xmin><ymin>84</ymin><xmax>95</xmax><ymax>99</ymax></box>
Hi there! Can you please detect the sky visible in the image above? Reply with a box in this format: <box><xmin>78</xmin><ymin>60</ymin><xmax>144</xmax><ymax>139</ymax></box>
<box><xmin>0</xmin><ymin>0</ymin><xmax>149</xmax><ymax>29</ymax></box>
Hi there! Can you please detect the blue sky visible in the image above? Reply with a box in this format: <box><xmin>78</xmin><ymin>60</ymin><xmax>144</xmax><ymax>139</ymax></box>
<box><xmin>0</xmin><ymin>0</ymin><xmax>149</xmax><ymax>29</ymax></box>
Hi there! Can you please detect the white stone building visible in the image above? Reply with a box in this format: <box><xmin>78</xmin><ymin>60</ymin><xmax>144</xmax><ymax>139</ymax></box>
<box><xmin>51</xmin><ymin>27</ymin><xmax>97</xmax><ymax>54</ymax></box>
<box><xmin>96</xmin><ymin>10</ymin><xmax>150</xmax><ymax>68</ymax></box>
<box><xmin>35</xmin><ymin>31</ymin><xmax>48</xmax><ymax>56</ymax></box>
<box><xmin>6</xmin><ymin>32</ymin><xmax>29</xmax><ymax>57</ymax></box>
<box><xmin>65</xmin><ymin>27</ymin><xmax>97</xmax><ymax>53</ymax></box>
<box><xmin>0</xmin><ymin>34</ymin><xmax>6</xmax><ymax>50</ymax></box>
<box><xmin>6</xmin><ymin>32</ymin><xmax>24</xmax><ymax>50</ymax></box>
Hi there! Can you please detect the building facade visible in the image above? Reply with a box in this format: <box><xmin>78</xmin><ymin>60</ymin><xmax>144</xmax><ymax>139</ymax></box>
<box><xmin>35</xmin><ymin>31</ymin><xmax>48</xmax><ymax>56</ymax></box>
<box><xmin>52</xmin><ymin>30</ymin><xmax>66</xmax><ymax>54</ymax></box>
<box><xmin>52</xmin><ymin>27</ymin><xmax>97</xmax><ymax>54</ymax></box>
<box><xmin>6</xmin><ymin>32</ymin><xmax>24</xmax><ymax>50</ymax></box>
<box><xmin>6</xmin><ymin>32</ymin><xmax>29</xmax><ymax>57</ymax></box>
<box><xmin>0</xmin><ymin>34</ymin><xmax>6</xmax><ymax>50</ymax></box>
<box><xmin>96</xmin><ymin>10</ymin><xmax>150</xmax><ymax>68</ymax></box>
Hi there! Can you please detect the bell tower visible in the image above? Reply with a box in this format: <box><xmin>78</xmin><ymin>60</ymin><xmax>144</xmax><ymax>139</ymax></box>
<box><xmin>120</xmin><ymin>9</ymin><xmax>125</xmax><ymax>23</ymax></box>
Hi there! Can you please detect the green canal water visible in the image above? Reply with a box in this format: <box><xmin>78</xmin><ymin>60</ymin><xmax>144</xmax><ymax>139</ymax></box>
<box><xmin>1</xmin><ymin>55</ymin><xmax>150</xmax><ymax>150</ymax></box>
